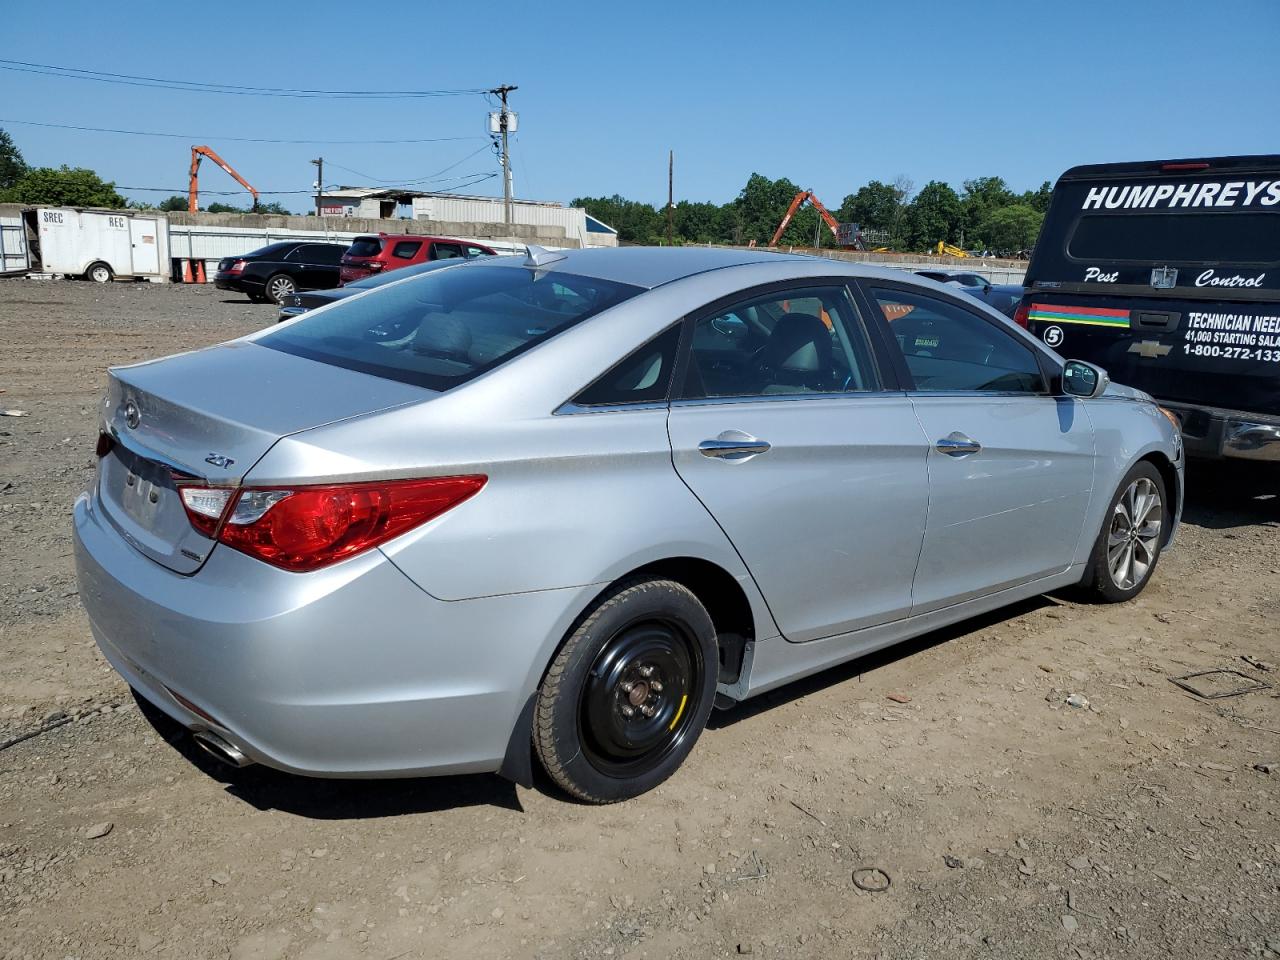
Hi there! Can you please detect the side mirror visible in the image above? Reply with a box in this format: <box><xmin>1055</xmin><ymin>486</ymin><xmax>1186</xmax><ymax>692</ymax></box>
<box><xmin>1061</xmin><ymin>359</ymin><xmax>1110</xmax><ymax>399</ymax></box>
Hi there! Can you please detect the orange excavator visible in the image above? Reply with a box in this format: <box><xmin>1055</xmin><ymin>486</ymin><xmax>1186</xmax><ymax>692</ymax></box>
<box><xmin>184</xmin><ymin>146</ymin><xmax>260</xmax><ymax>283</ymax></box>
<box><xmin>188</xmin><ymin>145</ymin><xmax>259</xmax><ymax>214</ymax></box>
<box><xmin>769</xmin><ymin>190</ymin><xmax>862</xmax><ymax>248</ymax></box>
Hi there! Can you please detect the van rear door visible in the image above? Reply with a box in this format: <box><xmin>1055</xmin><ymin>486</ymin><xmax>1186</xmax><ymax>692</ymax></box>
<box><xmin>1022</xmin><ymin>155</ymin><xmax>1280</xmax><ymax>420</ymax></box>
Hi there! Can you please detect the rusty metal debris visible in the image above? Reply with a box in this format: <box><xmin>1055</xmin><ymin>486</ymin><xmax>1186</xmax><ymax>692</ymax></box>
<box><xmin>852</xmin><ymin>867</ymin><xmax>891</xmax><ymax>892</ymax></box>
<box><xmin>1169</xmin><ymin>670</ymin><xmax>1269</xmax><ymax>700</ymax></box>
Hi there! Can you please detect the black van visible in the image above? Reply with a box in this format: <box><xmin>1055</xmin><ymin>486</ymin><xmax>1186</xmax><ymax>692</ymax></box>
<box><xmin>1017</xmin><ymin>155</ymin><xmax>1280</xmax><ymax>462</ymax></box>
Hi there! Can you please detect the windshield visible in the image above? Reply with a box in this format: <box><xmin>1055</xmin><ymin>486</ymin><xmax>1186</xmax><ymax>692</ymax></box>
<box><xmin>259</xmin><ymin>264</ymin><xmax>641</xmax><ymax>390</ymax></box>
<box><xmin>345</xmin><ymin>237</ymin><xmax>383</xmax><ymax>258</ymax></box>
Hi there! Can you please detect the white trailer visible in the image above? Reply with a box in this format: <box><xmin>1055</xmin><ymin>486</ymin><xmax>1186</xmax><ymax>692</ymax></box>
<box><xmin>32</xmin><ymin>208</ymin><xmax>171</xmax><ymax>283</ymax></box>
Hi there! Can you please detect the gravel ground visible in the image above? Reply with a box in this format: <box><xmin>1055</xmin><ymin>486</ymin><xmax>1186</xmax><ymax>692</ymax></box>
<box><xmin>0</xmin><ymin>277</ymin><xmax>1277</xmax><ymax>960</ymax></box>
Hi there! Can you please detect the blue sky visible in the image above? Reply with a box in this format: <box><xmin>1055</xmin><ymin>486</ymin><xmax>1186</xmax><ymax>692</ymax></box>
<box><xmin>3</xmin><ymin>0</ymin><xmax>1278</xmax><ymax>213</ymax></box>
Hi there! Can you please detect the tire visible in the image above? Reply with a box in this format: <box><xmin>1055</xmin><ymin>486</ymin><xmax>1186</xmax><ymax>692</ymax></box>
<box><xmin>534</xmin><ymin>577</ymin><xmax>718</xmax><ymax>803</ymax></box>
<box><xmin>1081</xmin><ymin>461</ymin><xmax>1167</xmax><ymax>602</ymax></box>
<box><xmin>264</xmin><ymin>273</ymin><xmax>296</xmax><ymax>304</ymax></box>
<box><xmin>85</xmin><ymin>262</ymin><xmax>113</xmax><ymax>283</ymax></box>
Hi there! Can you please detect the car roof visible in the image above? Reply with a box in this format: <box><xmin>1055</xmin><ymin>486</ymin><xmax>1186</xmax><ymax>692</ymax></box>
<box><xmin>478</xmin><ymin>246</ymin><xmax>818</xmax><ymax>289</ymax></box>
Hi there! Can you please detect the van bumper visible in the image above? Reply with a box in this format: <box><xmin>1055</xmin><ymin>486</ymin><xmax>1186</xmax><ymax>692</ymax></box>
<box><xmin>1162</xmin><ymin>402</ymin><xmax>1280</xmax><ymax>462</ymax></box>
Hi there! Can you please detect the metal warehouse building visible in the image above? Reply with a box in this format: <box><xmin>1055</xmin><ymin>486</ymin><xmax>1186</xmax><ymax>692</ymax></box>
<box><xmin>320</xmin><ymin>188</ymin><xmax>618</xmax><ymax>249</ymax></box>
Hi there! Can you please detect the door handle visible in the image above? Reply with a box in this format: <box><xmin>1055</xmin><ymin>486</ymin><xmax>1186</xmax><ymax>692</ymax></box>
<box><xmin>698</xmin><ymin>435</ymin><xmax>771</xmax><ymax>461</ymax></box>
<box><xmin>935</xmin><ymin>432</ymin><xmax>982</xmax><ymax>457</ymax></box>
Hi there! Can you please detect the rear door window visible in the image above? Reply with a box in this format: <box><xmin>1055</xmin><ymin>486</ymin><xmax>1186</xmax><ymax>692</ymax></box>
<box><xmin>573</xmin><ymin>324</ymin><xmax>682</xmax><ymax>406</ymax></box>
<box><xmin>291</xmin><ymin>244</ymin><xmax>345</xmax><ymax>265</ymax></box>
<box><xmin>868</xmin><ymin>287</ymin><xmax>1045</xmax><ymax>394</ymax></box>
<box><xmin>391</xmin><ymin>240</ymin><xmax>424</xmax><ymax>260</ymax></box>
<box><xmin>258</xmin><ymin>265</ymin><xmax>641</xmax><ymax>391</ymax></box>
<box><xmin>346</xmin><ymin>237</ymin><xmax>383</xmax><ymax>258</ymax></box>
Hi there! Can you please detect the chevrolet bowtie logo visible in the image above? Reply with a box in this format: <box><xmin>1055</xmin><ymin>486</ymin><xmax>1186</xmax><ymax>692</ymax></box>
<box><xmin>1128</xmin><ymin>340</ymin><xmax>1172</xmax><ymax>359</ymax></box>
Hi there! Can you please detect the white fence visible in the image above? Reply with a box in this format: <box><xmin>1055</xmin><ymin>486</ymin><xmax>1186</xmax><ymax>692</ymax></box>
<box><xmin>168</xmin><ymin>224</ymin><xmax>530</xmax><ymax>280</ymax></box>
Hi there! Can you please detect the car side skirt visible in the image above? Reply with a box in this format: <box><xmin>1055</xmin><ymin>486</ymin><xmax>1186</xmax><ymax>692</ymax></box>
<box><xmin>736</xmin><ymin>563</ymin><xmax>1087</xmax><ymax>700</ymax></box>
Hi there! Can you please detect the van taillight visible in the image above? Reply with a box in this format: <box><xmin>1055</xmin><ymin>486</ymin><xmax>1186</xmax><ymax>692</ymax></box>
<box><xmin>1013</xmin><ymin>301</ymin><xmax>1030</xmax><ymax>328</ymax></box>
<box><xmin>1161</xmin><ymin>162</ymin><xmax>1209</xmax><ymax>171</ymax></box>
<box><xmin>178</xmin><ymin>476</ymin><xmax>486</xmax><ymax>570</ymax></box>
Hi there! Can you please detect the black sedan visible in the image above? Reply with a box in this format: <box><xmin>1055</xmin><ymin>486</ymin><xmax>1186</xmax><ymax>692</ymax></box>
<box><xmin>275</xmin><ymin>256</ymin><xmax>489</xmax><ymax>321</ymax></box>
<box><xmin>958</xmin><ymin>282</ymin><xmax>1025</xmax><ymax>319</ymax></box>
<box><xmin>215</xmin><ymin>241</ymin><xmax>348</xmax><ymax>304</ymax></box>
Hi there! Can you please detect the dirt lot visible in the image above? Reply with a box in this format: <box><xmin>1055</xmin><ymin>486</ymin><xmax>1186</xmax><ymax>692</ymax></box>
<box><xmin>1</xmin><ymin>278</ymin><xmax>1277</xmax><ymax>960</ymax></box>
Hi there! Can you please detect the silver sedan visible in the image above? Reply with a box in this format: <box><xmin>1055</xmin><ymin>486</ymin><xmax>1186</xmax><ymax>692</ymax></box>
<box><xmin>73</xmin><ymin>247</ymin><xmax>1183</xmax><ymax>802</ymax></box>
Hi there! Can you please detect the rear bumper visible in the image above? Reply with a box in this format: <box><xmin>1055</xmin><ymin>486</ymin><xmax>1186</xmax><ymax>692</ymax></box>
<box><xmin>1162</xmin><ymin>402</ymin><xmax>1280</xmax><ymax>462</ymax></box>
<box><xmin>214</xmin><ymin>275</ymin><xmax>261</xmax><ymax>295</ymax></box>
<box><xmin>73</xmin><ymin>488</ymin><xmax>589</xmax><ymax>778</ymax></box>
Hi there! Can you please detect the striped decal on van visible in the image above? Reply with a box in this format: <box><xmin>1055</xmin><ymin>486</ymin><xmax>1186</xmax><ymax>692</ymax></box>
<box><xmin>1028</xmin><ymin>304</ymin><xmax>1131</xmax><ymax>328</ymax></box>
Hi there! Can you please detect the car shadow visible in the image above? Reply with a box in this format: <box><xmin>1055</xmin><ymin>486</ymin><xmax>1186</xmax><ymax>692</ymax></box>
<box><xmin>707</xmin><ymin>595</ymin><xmax>1053</xmax><ymax>730</ymax></box>
<box><xmin>1180</xmin><ymin>461</ymin><xmax>1279</xmax><ymax>530</ymax></box>
<box><xmin>132</xmin><ymin>690</ymin><xmax>525</xmax><ymax>817</ymax></box>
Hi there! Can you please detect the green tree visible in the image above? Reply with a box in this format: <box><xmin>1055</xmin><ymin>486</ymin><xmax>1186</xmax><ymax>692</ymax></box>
<box><xmin>960</xmin><ymin>176</ymin><xmax>1015</xmax><ymax>242</ymax></box>
<box><xmin>836</xmin><ymin>180</ymin><xmax>901</xmax><ymax>233</ymax></box>
<box><xmin>1019</xmin><ymin>180</ymin><xmax>1053</xmax><ymax>214</ymax></box>
<box><xmin>673</xmin><ymin>200</ymin><xmax>722</xmax><ymax>243</ymax></box>
<box><xmin>1</xmin><ymin>165</ymin><xmax>126</xmax><ymax>207</ymax></box>
<box><xmin>0</xmin><ymin>128</ymin><xmax>27</xmax><ymax>191</ymax></box>
<box><xmin>202</xmin><ymin>200</ymin><xmax>291</xmax><ymax>214</ymax></box>
<box><xmin>977</xmin><ymin>204</ymin><xmax>1043</xmax><ymax>253</ymax></box>
<box><xmin>732</xmin><ymin>173</ymin><xmax>814</xmax><ymax>246</ymax></box>
<box><xmin>158</xmin><ymin>195</ymin><xmax>189</xmax><ymax>212</ymax></box>
<box><xmin>906</xmin><ymin>180</ymin><xmax>963</xmax><ymax>249</ymax></box>
<box><xmin>573</xmin><ymin>194</ymin><xmax>664</xmax><ymax>244</ymax></box>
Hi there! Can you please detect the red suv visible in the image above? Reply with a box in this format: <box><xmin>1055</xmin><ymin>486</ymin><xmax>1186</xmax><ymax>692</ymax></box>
<box><xmin>339</xmin><ymin>234</ymin><xmax>496</xmax><ymax>285</ymax></box>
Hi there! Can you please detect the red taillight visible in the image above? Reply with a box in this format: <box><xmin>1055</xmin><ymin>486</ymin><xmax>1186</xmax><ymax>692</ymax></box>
<box><xmin>1161</xmin><ymin>161</ymin><xmax>1209</xmax><ymax>171</ymax></box>
<box><xmin>1013</xmin><ymin>301</ymin><xmax>1030</xmax><ymax>329</ymax></box>
<box><xmin>179</xmin><ymin>476</ymin><xmax>486</xmax><ymax>571</ymax></box>
<box><xmin>227</xmin><ymin>259</ymin><xmax>247</xmax><ymax>275</ymax></box>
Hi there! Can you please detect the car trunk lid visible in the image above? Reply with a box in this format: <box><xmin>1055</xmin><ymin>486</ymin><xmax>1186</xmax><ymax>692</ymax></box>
<box><xmin>97</xmin><ymin>340</ymin><xmax>432</xmax><ymax>573</ymax></box>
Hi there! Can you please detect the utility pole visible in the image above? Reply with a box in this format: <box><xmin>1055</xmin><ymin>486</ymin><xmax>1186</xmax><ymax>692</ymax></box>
<box><xmin>310</xmin><ymin>157</ymin><xmax>323</xmax><ymax>217</ymax></box>
<box><xmin>489</xmin><ymin>85</ymin><xmax>518</xmax><ymax>227</ymax></box>
<box><xmin>667</xmin><ymin>150</ymin><xmax>674</xmax><ymax>247</ymax></box>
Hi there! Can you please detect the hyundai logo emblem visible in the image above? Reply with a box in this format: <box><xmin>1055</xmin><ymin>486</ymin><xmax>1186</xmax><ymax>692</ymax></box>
<box><xmin>124</xmin><ymin>400</ymin><xmax>141</xmax><ymax>429</ymax></box>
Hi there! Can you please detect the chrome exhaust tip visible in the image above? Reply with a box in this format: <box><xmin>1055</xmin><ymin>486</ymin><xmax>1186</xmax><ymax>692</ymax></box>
<box><xmin>192</xmin><ymin>730</ymin><xmax>253</xmax><ymax>768</ymax></box>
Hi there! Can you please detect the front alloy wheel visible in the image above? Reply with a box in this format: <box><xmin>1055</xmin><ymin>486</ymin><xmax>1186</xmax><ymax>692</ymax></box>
<box><xmin>535</xmin><ymin>578</ymin><xmax>718</xmax><ymax>803</ymax></box>
<box><xmin>1106</xmin><ymin>477</ymin><xmax>1162</xmax><ymax>590</ymax></box>
<box><xmin>1083</xmin><ymin>461</ymin><xmax>1167</xmax><ymax>602</ymax></box>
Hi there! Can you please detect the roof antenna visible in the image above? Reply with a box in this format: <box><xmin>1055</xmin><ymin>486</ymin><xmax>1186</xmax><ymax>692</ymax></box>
<box><xmin>524</xmin><ymin>244</ymin><xmax>567</xmax><ymax>270</ymax></box>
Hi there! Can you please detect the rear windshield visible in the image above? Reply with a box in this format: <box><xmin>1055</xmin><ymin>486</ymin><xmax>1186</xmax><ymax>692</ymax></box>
<box><xmin>244</xmin><ymin>242</ymin><xmax>295</xmax><ymax>259</ymax></box>
<box><xmin>346</xmin><ymin>237</ymin><xmax>384</xmax><ymax>258</ymax></box>
<box><xmin>259</xmin><ymin>264</ymin><xmax>641</xmax><ymax>390</ymax></box>
<box><xmin>1070</xmin><ymin>211</ymin><xmax>1280</xmax><ymax>265</ymax></box>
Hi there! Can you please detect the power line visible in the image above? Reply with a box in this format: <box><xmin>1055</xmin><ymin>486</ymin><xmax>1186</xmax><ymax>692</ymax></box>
<box><xmin>325</xmin><ymin>144</ymin><xmax>495</xmax><ymax>185</ymax></box>
<box><xmin>0</xmin><ymin>59</ymin><xmax>491</xmax><ymax>99</ymax></box>
<box><xmin>0</xmin><ymin>117</ymin><xmax>485</xmax><ymax>145</ymax></box>
<box><xmin>13</xmin><ymin>172</ymin><xmax>498</xmax><ymax>196</ymax></box>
